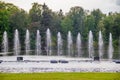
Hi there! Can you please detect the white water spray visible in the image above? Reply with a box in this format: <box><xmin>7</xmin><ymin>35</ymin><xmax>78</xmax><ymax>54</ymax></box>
<box><xmin>14</xmin><ymin>29</ymin><xmax>21</xmax><ymax>55</ymax></box>
<box><xmin>36</xmin><ymin>30</ymin><xmax>41</xmax><ymax>55</ymax></box>
<box><xmin>88</xmin><ymin>31</ymin><xmax>94</xmax><ymax>58</ymax></box>
<box><xmin>108</xmin><ymin>33</ymin><xmax>114</xmax><ymax>61</ymax></box>
<box><xmin>25</xmin><ymin>29</ymin><xmax>30</xmax><ymax>55</ymax></box>
<box><xmin>98</xmin><ymin>31</ymin><xmax>104</xmax><ymax>60</ymax></box>
<box><xmin>2</xmin><ymin>31</ymin><xmax>8</xmax><ymax>55</ymax></box>
<box><xmin>57</xmin><ymin>32</ymin><xmax>63</xmax><ymax>56</ymax></box>
<box><xmin>67</xmin><ymin>31</ymin><xmax>73</xmax><ymax>56</ymax></box>
<box><xmin>76</xmin><ymin>33</ymin><xmax>82</xmax><ymax>57</ymax></box>
<box><xmin>46</xmin><ymin>28</ymin><xmax>52</xmax><ymax>56</ymax></box>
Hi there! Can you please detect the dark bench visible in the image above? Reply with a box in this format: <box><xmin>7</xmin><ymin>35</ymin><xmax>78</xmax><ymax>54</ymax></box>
<box><xmin>50</xmin><ymin>60</ymin><xmax>58</xmax><ymax>63</ymax></box>
<box><xmin>0</xmin><ymin>60</ymin><xmax>3</xmax><ymax>63</ymax></box>
<box><xmin>59</xmin><ymin>60</ymin><xmax>69</xmax><ymax>63</ymax></box>
<box><xmin>17</xmin><ymin>57</ymin><xmax>23</xmax><ymax>61</ymax></box>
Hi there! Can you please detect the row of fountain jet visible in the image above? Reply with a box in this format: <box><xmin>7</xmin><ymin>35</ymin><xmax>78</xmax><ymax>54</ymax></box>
<box><xmin>2</xmin><ymin>28</ymin><xmax>113</xmax><ymax>60</ymax></box>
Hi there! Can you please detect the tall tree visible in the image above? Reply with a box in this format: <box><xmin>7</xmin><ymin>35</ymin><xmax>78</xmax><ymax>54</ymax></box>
<box><xmin>69</xmin><ymin>6</ymin><xmax>85</xmax><ymax>39</ymax></box>
<box><xmin>0</xmin><ymin>1</ymin><xmax>20</xmax><ymax>51</ymax></box>
<box><xmin>84</xmin><ymin>15</ymin><xmax>95</xmax><ymax>41</ymax></box>
<box><xmin>91</xmin><ymin>9</ymin><xmax>103</xmax><ymax>41</ymax></box>
<box><xmin>29</xmin><ymin>2</ymin><xmax>42</xmax><ymax>22</ymax></box>
<box><xmin>40</xmin><ymin>3</ymin><xmax>54</xmax><ymax>54</ymax></box>
<box><xmin>9</xmin><ymin>9</ymin><xmax>29</xmax><ymax>50</ymax></box>
<box><xmin>61</xmin><ymin>6</ymin><xmax>85</xmax><ymax>41</ymax></box>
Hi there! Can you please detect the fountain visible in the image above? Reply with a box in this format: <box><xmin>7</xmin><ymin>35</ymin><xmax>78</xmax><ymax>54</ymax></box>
<box><xmin>98</xmin><ymin>31</ymin><xmax>103</xmax><ymax>60</ymax></box>
<box><xmin>1</xmin><ymin>30</ymin><xmax>120</xmax><ymax>73</ymax></box>
<box><xmin>67</xmin><ymin>31</ymin><xmax>73</xmax><ymax>56</ymax></box>
<box><xmin>2</xmin><ymin>31</ymin><xmax>8</xmax><ymax>55</ymax></box>
<box><xmin>14</xmin><ymin>29</ymin><xmax>21</xmax><ymax>55</ymax></box>
<box><xmin>36</xmin><ymin>30</ymin><xmax>41</xmax><ymax>55</ymax></box>
<box><xmin>76</xmin><ymin>33</ymin><xmax>82</xmax><ymax>57</ymax></box>
<box><xmin>57</xmin><ymin>32</ymin><xmax>63</xmax><ymax>56</ymax></box>
<box><xmin>25</xmin><ymin>29</ymin><xmax>30</xmax><ymax>55</ymax></box>
<box><xmin>108</xmin><ymin>33</ymin><xmax>114</xmax><ymax>61</ymax></box>
<box><xmin>1</xmin><ymin>30</ymin><xmax>119</xmax><ymax>60</ymax></box>
<box><xmin>88</xmin><ymin>31</ymin><xmax>94</xmax><ymax>58</ymax></box>
<box><xmin>46</xmin><ymin>28</ymin><xmax>52</xmax><ymax>56</ymax></box>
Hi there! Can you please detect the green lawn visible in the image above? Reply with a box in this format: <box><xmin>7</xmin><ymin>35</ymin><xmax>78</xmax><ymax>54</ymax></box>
<box><xmin>0</xmin><ymin>72</ymin><xmax>120</xmax><ymax>80</ymax></box>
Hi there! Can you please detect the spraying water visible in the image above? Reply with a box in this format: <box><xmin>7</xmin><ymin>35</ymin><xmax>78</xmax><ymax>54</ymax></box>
<box><xmin>88</xmin><ymin>31</ymin><xmax>94</xmax><ymax>58</ymax></box>
<box><xmin>36</xmin><ymin>30</ymin><xmax>41</xmax><ymax>55</ymax></box>
<box><xmin>46</xmin><ymin>28</ymin><xmax>52</xmax><ymax>56</ymax></box>
<box><xmin>57</xmin><ymin>32</ymin><xmax>63</xmax><ymax>56</ymax></box>
<box><xmin>2</xmin><ymin>31</ymin><xmax>8</xmax><ymax>55</ymax></box>
<box><xmin>108</xmin><ymin>33</ymin><xmax>114</xmax><ymax>61</ymax></box>
<box><xmin>76</xmin><ymin>33</ymin><xmax>82</xmax><ymax>57</ymax></box>
<box><xmin>14</xmin><ymin>29</ymin><xmax>21</xmax><ymax>55</ymax></box>
<box><xmin>25</xmin><ymin>29</ymin><xmax>30</xmax><ymax>55</ymax></box>
<box><xmin>98</xmin><ymin>31</ymin><xmax>104</xmax><ymax>60</ymax></box>
<box><xmin>67</xmin><ymin>31</ymin><xmax>73</xmax><ymax>56</ymax></box>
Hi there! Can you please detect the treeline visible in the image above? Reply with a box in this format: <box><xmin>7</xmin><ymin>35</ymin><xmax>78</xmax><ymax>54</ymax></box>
<box><xmin>0</xmin><ymin>1</ymin><xmax>120</xmax><ymax>57</ymax></box>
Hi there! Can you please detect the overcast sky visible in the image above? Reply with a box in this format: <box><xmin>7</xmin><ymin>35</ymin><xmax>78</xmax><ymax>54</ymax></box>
<box><xmin>2</xmin><ymin>0</ymin><xmax>120</xmax><ymax>14</ymax></box>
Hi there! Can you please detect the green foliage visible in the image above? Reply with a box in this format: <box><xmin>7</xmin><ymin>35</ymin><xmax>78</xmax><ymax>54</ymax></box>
<box><xmin>0</xmin><ymin>1</ymin><xmax>120</xmax><ymax>57</ymax></box>
<box><xmin>0</xmin><ymin>9</ymin><xmax>9</xmax><ymax>45</ymax></box>
<box><xmin>0</xmin><ymin>73</ymin><xmax>120</xmax><ymax>80</ymax></box>
<box><xmin>62</xmin><ymin>6</ymin><xmax>85</xmax><ymax>41</ymax></box>
<box><xmin>29</xmin><ymin>2</ymin><xmax>42</xmax><ymax>22</ymax></box>
<box><xmin>91</xmin><ymin>9</ymin><xmax>104</xmax><ymax>41</ymax></box>
<box><xmin>61</xmin><ymin>17</ymin><xmax>73</xmax><ymax>35</ymax></box>
<box><xmin>84</xmin><ymin>15</ymin><xmax>95</xmax><ymax>41</ymax></box>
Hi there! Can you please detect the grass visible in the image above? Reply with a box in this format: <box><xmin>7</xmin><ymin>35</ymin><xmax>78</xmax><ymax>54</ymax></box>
<box><xmin>0</xmin><ymin>72</ymin><xmax>120</xmax><ymax>80</ymax></box>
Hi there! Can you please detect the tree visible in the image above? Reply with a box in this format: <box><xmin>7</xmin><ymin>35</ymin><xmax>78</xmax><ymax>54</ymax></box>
<box><xmin>112</xmin><ymin>13</ymin><xmax>120</xmax><ymax>40</ymax></box>
<box><xmin>84</xmin><ymin>15</ymin><xmax>95</xmax><ymax>40</ymax></box>
<box><xmin>9</xmin><ymin>9</ymin><xmax>29</xmax><ymax>50</ymax></box>
<box><xmin>41</xmin><ymin>3</ymin><xmax>53</xmax><ymax>29</ymax></box>
<box><xmin>61</xmin><ymin>6</ymin><xmax>85</xmax><ymax>41</ymax></box>
<box><xmin>0</xmin><ymin>1</ymin><xmax>29</xmax><ymax>52</ymax></box>
<box><xmin>61</xmin><ymin>17</ymin><xmax>73</xmax><ymax>39</ymax></box>
<box><xmin>91</xmin><ymin>9</ymin><xmax>103</xmax><ymax>41</ymax></box>
<box><xmin>0</xmin><ymin>1</ymin><xmax>19</xmax><ymax>51</ymax></box>
<box><xmin>29</xmin><ymin>2</ymin><xmax>42</xmax><ymax>22</ymax></box>
<box><xmin>0</xmin><ymin>9</ymin><xmax>9</xmax><ymax>51</ymax></box>
<box><xmin>52</xmin><ymin>9</ymin><xmax>64</xmax><ymax>33</ymax></box>
<box><xmin>68</xmin><ymin>6</ymin><xmax>85</xmax><ymax>40</ymax></box>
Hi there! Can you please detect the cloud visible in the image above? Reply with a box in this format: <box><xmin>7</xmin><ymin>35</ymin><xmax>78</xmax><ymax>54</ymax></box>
<box><xmin>116</xmin><ymin>0</ymin><xmax>120</xmax><ymax>6</ymax></box>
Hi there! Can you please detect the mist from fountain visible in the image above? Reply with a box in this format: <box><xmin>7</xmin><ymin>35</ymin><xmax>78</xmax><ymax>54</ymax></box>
<box><xmin>1</xmin><ymin>29</ymin><xmax>119</xmax><ymax>60</ymax></box>
<box><xmin>108</xmin><ymin>33</ymin><xmax>114</xmax><ymax>61</ymax></box>
<box><xmin>76</xmin><ymin>33</ymin><xmax>82</xmax><ymax>57</ymax></box>
<box><xmin>67</xmin><ymin>31</ymin><xmax>73</xmax><ymax>56</ymax></box>
<box><xmin>57</xmin><ymin>32</ymin><xmax>63</xmax><ymax>56</ymax></box>
<box><xmin>14</xmin><ymin>29</ymin><xmax>21</xmax><ymax>55</ymax></box>
<box><xmin>98</xmin><ymin>31</ymin><xmax>104</xmax><ymax>60</ymax></box>
<box><xmin>25</xmin><ymin>29</ymin><xmax>30</xmax><ymax>55</ymax></box>
<box><xmin>46</xmin><ymin>28</ymin><xmax>52</xmax><ymax>56</ymax></box>
<box><xmin>88</xmin><ymin>31</ymin><xmax>94</xmax><ymax>58</ymax></box>
<box><xmin>36</xmin><ymin>30</ymin><xmax>41</xmax><ymax>55</ymax></box>
<box><xmin>2</xmin><ymin>31</ymin><xmax>8</xmax><ymax>55</ymax></box>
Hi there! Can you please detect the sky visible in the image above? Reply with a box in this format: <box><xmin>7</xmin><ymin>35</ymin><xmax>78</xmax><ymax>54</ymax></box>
<box><xmin>2</xmin><ymin>0</ymin><xmax>120</xmax><ymax>14</ymax></box>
